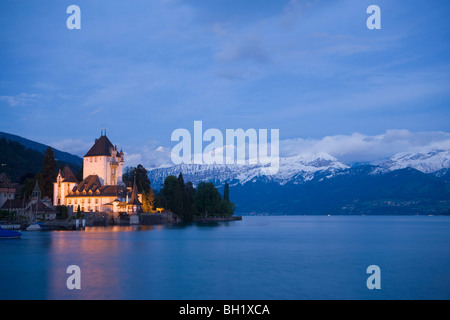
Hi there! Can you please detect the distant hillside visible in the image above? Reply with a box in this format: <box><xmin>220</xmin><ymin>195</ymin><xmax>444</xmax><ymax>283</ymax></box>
<box><xmin>148</xmin><ymin>151</ymin><xmax>450</xmax><ymax>215</ymax></box>
<box><xmin>228</xmin><ymin>166</ymin><xmax>450</xmax><ymax>215</ymax></box>
<box><xmin>0</xmin><ymin>132</ymin><xmax>83</xmax><ymax>167</ymax></box>
<box><xmin>0</xmin><ymin>134</ymin><xmax>82</xmax><ymax>183</ymax></box>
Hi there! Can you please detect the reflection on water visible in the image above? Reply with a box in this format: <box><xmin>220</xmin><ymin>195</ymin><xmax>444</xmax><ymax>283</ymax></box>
<box><xmin>47</xmin><ymin>225</ymin><xmax>163</xmax><ymax>299</ymax></box>
<box><xmin>84</xmin><ymin>225</ymin><xmax>162</xmax><ymax>232</ymax></box>
<box><xmin>2</xmin><ymin>216</ymin><xmax>450</xmax><ymax>300</ymax></box>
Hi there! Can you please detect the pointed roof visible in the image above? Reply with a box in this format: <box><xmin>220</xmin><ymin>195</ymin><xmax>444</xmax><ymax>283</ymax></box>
<box><xmin>31</xmin><ymin>199</ymin><xmax>56</xmax><ymax>213</ymax></box>
<box><xmin>60</xmin><ymin>166</ymin><xmax>78</xmax><ymax>183</ymax></box>
<box><xmin>128</xmin><ymin>179</ymin><xmax>142</xmax><ymax>205</ymax></box>
<box><xmin>1</xmin><ymin>199</ymin><xmax>26</xmax><ymax>210</ymax></box>
<box><xmin>73</xmin><ymin>175</ymin><xmax>102</xmax><ymax>193</ymax></box>
<box><xmin>66</xmin><ymin>175</ymin><xmax>128</xmax><ymax>198</ymax></box>
<box><xmin>84</xmin><ymin>135</ymin><xmax>115</xmax><ymax>157</ymax></box>
<box><xmin>32</xmin><ymin>180</ymin><xmax>41</xmax><ymax>193</ymax></box>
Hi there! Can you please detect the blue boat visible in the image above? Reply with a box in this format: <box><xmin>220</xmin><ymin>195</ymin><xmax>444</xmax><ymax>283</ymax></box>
<box><xmin>0</xmin><ymin>227</ymin><xmax>22</xmax><ymax>239</ymax></box>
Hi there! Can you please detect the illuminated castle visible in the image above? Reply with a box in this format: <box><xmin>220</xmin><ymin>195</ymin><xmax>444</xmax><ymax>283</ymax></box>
<box><xmin>53</xmin><ymin>132</ymin><xmax>142</xmax><ymax>214</ymax></box>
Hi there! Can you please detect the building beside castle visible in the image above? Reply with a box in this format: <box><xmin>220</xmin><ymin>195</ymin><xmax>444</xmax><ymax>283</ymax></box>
<box><xmin>53</xmin><ymin>133</ymin><xmax>142</xmax><ymax>214</ymax></box>
<box><xmin>2</xmin><ymin>179</ymin><xmax>56</xmax><ymax>221</ymax></box>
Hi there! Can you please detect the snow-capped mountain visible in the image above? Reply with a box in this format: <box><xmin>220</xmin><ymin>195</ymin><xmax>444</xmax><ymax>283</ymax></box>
<box><xmin>379</xmin><ymin>150</ymin><xmax>450</xmax><ymax>174</ymax></box>
<box><xmin>148</xmin><ymin>149</ymin><xmax>450</xmax><ymax>190</ymax></box>
<box><xmin>147</xmin><ymin>149</ymin><xmax>450</xmax><ymax>215</ymax></box>
<box><xmin>148</xmin><ymin>152</ymin><xmax>348</xmax><ymax>189</ymax></box>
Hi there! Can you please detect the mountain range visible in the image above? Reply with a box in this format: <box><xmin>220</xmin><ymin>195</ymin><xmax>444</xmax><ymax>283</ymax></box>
<box><xmin>1</xmin><ymin>131</ymin><xmax>449</xmax><ymax>215</ymax></box>
<box><xmin>148</xmin><ymin>150</ymin><xmax>450</xmax><ymax>215</ymax></box>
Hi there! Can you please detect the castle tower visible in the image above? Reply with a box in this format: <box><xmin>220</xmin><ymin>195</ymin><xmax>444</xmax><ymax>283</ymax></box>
<box><xmin>52</xmin><ymin>132</ymin><xmax>136</xmax><ymax>214</ymax></box>
<box><xmin>53</xmin><ymin>166</ymin><xmax>78</xmax><ymax>206</ymax></box>
<box><xmin>83</xmin><ymin>134</ymin><xmax>124</xmax><ymax>186</ymax></box>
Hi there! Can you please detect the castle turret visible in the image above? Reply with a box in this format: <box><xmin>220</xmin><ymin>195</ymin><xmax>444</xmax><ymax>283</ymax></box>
<box><xmin>83</xmin><ymin>135</ymin><xmax>124</xmax><ymax>186</ymax></box>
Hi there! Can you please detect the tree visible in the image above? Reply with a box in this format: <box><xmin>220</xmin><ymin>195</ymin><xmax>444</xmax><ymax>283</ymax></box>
<box><xmin>224</xmin><ymin>182</ymin><xmax>230</xmax><ymax>202</ymax></box>
<box><xmin>123</xmin><ymin>164</ymin><xmax>151</xmax><ymax>193</ymax></box>
<box><xmin>56</xmin><ymin>205</ymin><xmax>68</xmax><ymax>220</ymax></box>
<box><xmin>194</xmin><ymin>182</ymin><xmax>222</xmax><ymax>217</ymax></box>
<box><xmin>142</xmin><ymin>188</ymin><xmax>155</xmax><ymax>213</ymax></box>
<box><xmin>161</xmin><ymin>175</ymin><xmax>177</xmax><ymax>211</ymax></box>
<box><xmin>76</xmin><ymin>163</ymin><xmax>83</xmax><ymax>181</ymax></box>
<box><xmin>20</xmin><ymin>174</ymin><xmax>40</xmax><ymax>199</ymax></box>
<box><xmin>41</xmin><ymin>147</ymin><xmax>57</xmax><ymax>199</ymax></box>
<box><xmin>134</xmin><ymin>164</ymin><xmax>151</xmax><ymax>193</ymax></box>
<box><xmin>183</xmin><ymin>181</ymin><xmax>196</xmax><ymax>222</ymax></box>
<box><xmin>173</xmin><ymin>173</ymin><xmax>185</xmax><ymax>215</ymax></box>
<box><xmin>122</xmin><ymin>167</ymin><xmax>133</xmax><ymax>186</ymax></box>
<box><xmin>220</xmin><ymin>182</ymin><xmax>234</xmax><ymax>216</ymax></box>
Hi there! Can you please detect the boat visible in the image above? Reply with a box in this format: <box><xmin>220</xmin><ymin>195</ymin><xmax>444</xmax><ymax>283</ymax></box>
<box><xmin>26</xmin><ymin>223</ymin><xmax>42</xmax><ymax>231</ymax></box>
<box><xmin>0</xmin><ymin>227</ymin><xmax>22</xmax><ymax>239</ymax></box>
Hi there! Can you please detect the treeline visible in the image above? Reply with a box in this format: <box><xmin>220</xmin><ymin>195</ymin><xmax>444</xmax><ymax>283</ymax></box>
<box><xmin>123</xmin><ymin>165</ymin><xmax>235</xmax><ymax>222</ymax></box>
<box><xmin>21</xmin><ymin>147</ymin><xmax>81</xmax><ymax>200</ymax></box>
<box><xmin>0</xmin><ymin>138</ymin><xmax>81</xmax><ymax>198</ymax></box>
<box><xmin>0</xmin><ymin>137</ymin><xmax>43</xmax><ymax>182</ymax></box>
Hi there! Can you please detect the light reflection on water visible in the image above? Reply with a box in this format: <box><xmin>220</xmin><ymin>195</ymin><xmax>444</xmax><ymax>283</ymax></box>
<box><xmin>2</xmin><ymin>216</ymin><xmax>450</xmax><ymax>300</ymax></box>
<box><xmin>83</xmin><ymin>225</ymin><xmax>163</xmax><ymax>232</ymax></box>
<box><xmin>47</xmin><ymin>225</ymin><xmax>165</xmax><ymax>299</ymax></box>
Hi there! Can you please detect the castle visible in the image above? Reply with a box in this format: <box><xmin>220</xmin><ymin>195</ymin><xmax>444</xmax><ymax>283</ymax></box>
<box><xmin>53</xmin><ymin>133</ymin><xmax>142</xmax><ymax>214</ymax></box>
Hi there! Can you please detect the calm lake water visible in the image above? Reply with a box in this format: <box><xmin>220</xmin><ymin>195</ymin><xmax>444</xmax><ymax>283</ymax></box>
<box><xmin>1</xmin><ymin>215</ymin><xmax>449</xmax><ymax>300</ymax></box>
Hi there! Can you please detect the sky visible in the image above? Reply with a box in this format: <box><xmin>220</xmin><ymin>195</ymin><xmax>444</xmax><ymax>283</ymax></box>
<box><xmin>1</xmin><ymin>0</ymin><xmax>450</xmax><ymax>168</ymax></box>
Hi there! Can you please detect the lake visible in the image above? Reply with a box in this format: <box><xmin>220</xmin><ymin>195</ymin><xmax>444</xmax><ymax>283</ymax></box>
<box><xmin>1</xmin><ymin>215</ymin><xmax>449</xmax><ymax>300</ymax></box>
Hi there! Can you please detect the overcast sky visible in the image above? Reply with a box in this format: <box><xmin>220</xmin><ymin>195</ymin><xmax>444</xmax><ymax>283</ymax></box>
<box><xmin>1</xmin><ymin>0</ymin><xmax>449</xmax><ymax>167</ymax></box>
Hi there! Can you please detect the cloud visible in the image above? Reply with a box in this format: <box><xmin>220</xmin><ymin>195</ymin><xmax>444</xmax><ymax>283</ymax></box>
<box><xmin>50</xmin><ymin>139</ymin><xmax>94</xmax><ymax>157</ymax></box>
<box><xmin>0</xmin><ymin>93</ymin><xmax>42</xmax><ymax>107</ymax></box>
<box><xmin>125</xmin><ymin>143</ymin><xmax>173</xmax><ymax>169</ymax></box>
<box><xmin>215</xmin><ymin>37</ymin><xmax>270</xmax><ymax>64</ymax></box>
<box><xmin>124</xmin><ymin>129</ymin><xmax>450</xmax><ymax>168</ymax></box>
<box><xmin>280</xmin><ymin>130</ymin><xmax>450</xmax><ymax>163</ymax></box>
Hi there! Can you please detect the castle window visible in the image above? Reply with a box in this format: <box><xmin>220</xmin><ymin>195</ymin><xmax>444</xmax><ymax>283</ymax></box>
<box><xmin>68</xmin><ymin>200</ymin><xmax>72</xmax><ymax>205</ymax></box>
